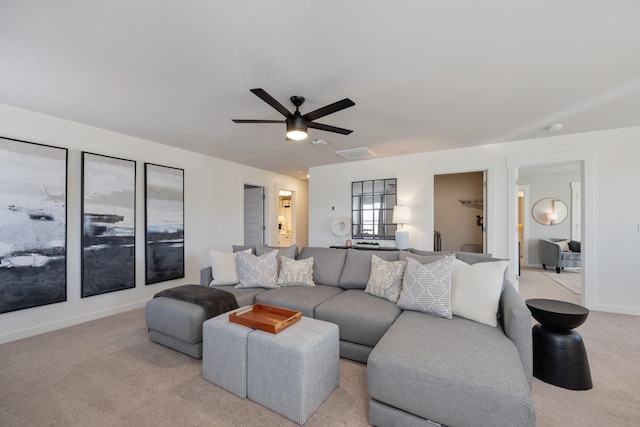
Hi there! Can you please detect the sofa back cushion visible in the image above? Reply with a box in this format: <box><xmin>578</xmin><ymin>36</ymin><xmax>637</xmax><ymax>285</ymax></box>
<box><xmin>338</xmin><ymin>249</ymin><xmax>400</xmax><ymax>289</ymax></box>
<box><xmin>297</xmin><ymin>247</ymin><xmax>347</xmax><ymax>286</ymax></box>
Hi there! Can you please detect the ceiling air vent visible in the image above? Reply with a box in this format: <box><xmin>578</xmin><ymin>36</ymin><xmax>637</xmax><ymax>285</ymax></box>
<box><xmin>334</xmin><ymin>147</ymin><xmax>377</xmax><ymax>161</ymax></box>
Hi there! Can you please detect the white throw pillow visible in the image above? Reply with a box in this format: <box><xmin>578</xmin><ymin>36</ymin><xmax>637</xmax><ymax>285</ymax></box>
<box><xmin>364</xmin><ymin>255</ymin><xmax>406</xmax><ymax>303</ymax></box>
<box><xmin>235</xmin><ymin>250</ymin><xmax>279</xmax><ymax>289</ymax></box>
<box><xmin>559</xmin><ymin>240</ymin><xmax>571</xmax><ymax>252</ymax></box>
<box><xmin>397</xmin><ymin>256</ymin><xmax>455</xmax><ymax>318</ymax></box>
<box><xmin>277</xmin><ymin>256</ymin><xmax>315</xmax><ymax>287</ymax></box>
<box><xmin>450</xmin><ymin>259</ymin><xmax>508</xmax><ymax>327</ymax></box>
<box><xmin>208</xmin><ymin>249</ymin><xmax>251</xmax><ymax>286</ymax></box>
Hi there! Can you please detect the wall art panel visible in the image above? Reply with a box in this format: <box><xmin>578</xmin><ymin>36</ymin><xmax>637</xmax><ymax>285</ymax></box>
<box><xmin>81</xmin><ymin>152</ymin><xmax>136</xmax><ymax>297</ymax></box>
<box><xmin>0</xmin><ymin>137</ymin><xmax>67</xmax><ymax>313</ymax></box>
<box><xmin>144</xmin><ymin>163</ymin><xmax>184</xmax><ymax>284</ymax></box>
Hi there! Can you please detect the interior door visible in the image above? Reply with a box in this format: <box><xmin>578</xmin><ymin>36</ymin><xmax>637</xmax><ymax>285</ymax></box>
<box><xmin>244</xmin><ymin>185</ymin><xmax>265</xmax><ymax>245</ymax></box>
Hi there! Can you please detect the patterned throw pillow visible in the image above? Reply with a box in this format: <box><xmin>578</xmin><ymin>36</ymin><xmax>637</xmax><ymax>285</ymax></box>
<box><xmin>364</xmin><ymin>255</ymin><xmax>407</xmax><ymax>302</ymax></box>
<box><xmin>277</xmin><ymin>257</ymin><xmax>315</xmax><ymax>287</ymax></box>
<box><xmin>397</xmin><ymin>256</ymin><xmax>455</xmax><ymax>318</ymax></box>
<box><xmin>235</xmin><ymin>250</ymin><xmax>278</xmax><ymax>289</ymax></box>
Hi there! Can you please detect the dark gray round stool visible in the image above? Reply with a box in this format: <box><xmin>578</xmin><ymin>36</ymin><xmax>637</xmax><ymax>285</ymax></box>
<box><xmin>526</xmin><ymin>298</ymin><xmax>593</xmax><ymax>390</ymax></box>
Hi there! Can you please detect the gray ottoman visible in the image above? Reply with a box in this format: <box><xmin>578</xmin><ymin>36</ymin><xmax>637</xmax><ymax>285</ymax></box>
<box><xmin>202</xmin><ymin>307</ymin><xmax>254</xmax><ymax>398</ymax></box>
<box><xmin>145</xmin><ymin>297</ymin><xmax>207</xmax><ymax>359</ymax></box>
<box><xmin>247</xmin><ymin>317</ymin><xmax>339</xmax><ymax>425</ymax></box>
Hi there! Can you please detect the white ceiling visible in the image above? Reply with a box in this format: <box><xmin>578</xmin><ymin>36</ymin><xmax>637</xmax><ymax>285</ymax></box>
<box><xmin>1</xmin><ymin>1</ymin><xmax>639</xmax><ymax>178</ymax></box>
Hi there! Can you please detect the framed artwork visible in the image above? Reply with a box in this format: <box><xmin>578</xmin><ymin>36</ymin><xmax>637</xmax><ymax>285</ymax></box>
<box><xmin>144</xmin><ymin>163</ymin><xmax>184</xmax><ymax>284</ymax></box>
<box><xmin>81</xmin><ymin>152</ymin><xmax>136</xmax><ymax>297</ymax></box>
<box><xmin>0</xmin><ymin>137</ymin><xmax>67</xmax><ymax>314</ymax></box>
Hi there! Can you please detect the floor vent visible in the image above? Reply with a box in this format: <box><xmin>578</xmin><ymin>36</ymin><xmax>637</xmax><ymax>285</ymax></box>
<box><xmin>334</xmin><ymin>147</ymin><xmax>378</xmax><ymax>161</ymax></box>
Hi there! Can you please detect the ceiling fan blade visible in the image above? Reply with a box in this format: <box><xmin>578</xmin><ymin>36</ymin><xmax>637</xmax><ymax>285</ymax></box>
<box><xmin>308</xmin><ymin>122</ymin><xmax>353</xmax><ymax>135</ymax></box>
<box><xmin>232</xmin><ymin>119</ymin><xmax>284</xmax><ymax>123</ymax></box>
<box><xmin>303</xmin><ymin>98</ymin><xmax>355</xmax><ymax>122</ymax></box>
<box><xmin>250</xmin><ymin>88</ymin><xmax>292</xmax><ymax>117</ymax></box>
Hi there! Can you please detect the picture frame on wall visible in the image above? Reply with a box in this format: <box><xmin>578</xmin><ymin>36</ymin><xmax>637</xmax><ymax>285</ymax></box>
<box><xmin>144</xmin><ymin>163</ymin><xmax>184</xmax><ymax>284</ymax></box>
<box><xmin>0</xmin><ymin>137</ymin><xmax>68</xmax><ymax>314</ymax></box>
<box><xmin>81</xmin><ymin>152</ymin><xmax>136</xmax><ymax>297</ymax></box>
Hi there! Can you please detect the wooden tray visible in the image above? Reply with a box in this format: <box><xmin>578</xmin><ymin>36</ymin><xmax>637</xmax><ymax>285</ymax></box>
<box><xmin>229</xmin><ymin>304</ymin><xmax>301</xmax><ymax>334</ymax></box>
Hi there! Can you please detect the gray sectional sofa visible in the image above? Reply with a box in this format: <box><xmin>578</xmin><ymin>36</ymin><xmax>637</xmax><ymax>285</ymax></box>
<box><xmin>191</xmin><ymin>246</ymin><xmax>536</xmax><ymax>427</ymax></box>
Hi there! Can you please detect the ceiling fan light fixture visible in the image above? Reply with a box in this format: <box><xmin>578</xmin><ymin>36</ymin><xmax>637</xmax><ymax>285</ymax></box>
<box><xmin>286</xmin><ymin>116</ymin><xmax>308</xmax><ymax>141</ymax></box>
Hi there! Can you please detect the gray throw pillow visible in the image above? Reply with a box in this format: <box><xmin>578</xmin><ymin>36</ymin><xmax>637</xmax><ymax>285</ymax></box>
<box><xmin>397</xmin><ymin>255</ymin><xmax>455</xmax><ymax>319</ymax></box>
<box><xmin>235</xmin><ymin>250</ymin><xmax>278</xmax><ymax>289</ymax></box>
<box><xmin>364</xmin><ymin>255</ymin><xmax>407</xmax><ymax>303</ymax></box>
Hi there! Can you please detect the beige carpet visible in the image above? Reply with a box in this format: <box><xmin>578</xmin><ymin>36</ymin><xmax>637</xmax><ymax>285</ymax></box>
<box><xmin>1</xmin><ymin>271</ymin><xmax>639</xmax><ymax>426</ymax></box>
<box><xmin>542</xmin><ymin>269</ymin><xmax>582</xmax><ymax>294</ymax></box>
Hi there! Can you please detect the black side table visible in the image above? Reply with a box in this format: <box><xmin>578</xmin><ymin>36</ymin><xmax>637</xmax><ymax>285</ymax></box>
<box><xmin>526</xmin><ymin>298</ymin><xmax>593</xmax><ymax>390</ymax></box>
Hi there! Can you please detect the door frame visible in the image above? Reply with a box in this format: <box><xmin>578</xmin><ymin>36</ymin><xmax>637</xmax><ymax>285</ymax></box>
<box><xmin>507</xmin><ymin>149</ymin><xmax>594</xmax><ymax>306</ymax></box>
<box><xmin>427</xmin><ymin>158</ymin><xmax>498</xmax><ymax>255</ymax></box>
<box><xmin>239</xmin><ymin>177</ymin><xmax>271</xmax><ymax>246</ymax></box>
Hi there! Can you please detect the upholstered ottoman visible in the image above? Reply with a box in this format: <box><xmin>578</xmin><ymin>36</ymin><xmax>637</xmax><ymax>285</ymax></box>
<box><xmin>146</xmin><ymin>297</ymin><xmax>207</xmax><ymax>359</ymax></box>
<box><xmin>146</xmin><ymin>285</ymin><xmax>239</xmax><ymax>359</ymax></box>
<box><xmin>247</xmin><ymin>317</ymin><xmax>339</xmax><ymax>425</ymax></box>
<box><xmin>202</xmin><ymin>307</ymin><xmax>254</xmax><ymax>398</ymax></box>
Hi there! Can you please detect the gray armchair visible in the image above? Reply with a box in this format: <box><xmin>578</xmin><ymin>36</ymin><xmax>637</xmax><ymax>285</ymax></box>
<box><xmin>539</xmin><ymin>238</ymin><xmax>581</xmax><ymax>273</ymax></box>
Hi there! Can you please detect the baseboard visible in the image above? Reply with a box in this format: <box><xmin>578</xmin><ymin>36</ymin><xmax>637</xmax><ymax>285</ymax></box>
<box><xmin>588</xmin><ymin>303</ymin><xmax>640</xmax><ymax>317</ymax></box>
<box><xmin>0</xmin><ymin>300</ymin><xmax>150</xmax><ymax>345</ymax></box>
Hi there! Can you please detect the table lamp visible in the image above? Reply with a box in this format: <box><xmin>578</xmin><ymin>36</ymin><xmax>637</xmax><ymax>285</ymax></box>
<box><xmin>393</xmin><ymin>205</ymin><xmax>411</xmax><ymax>250</ymax></box>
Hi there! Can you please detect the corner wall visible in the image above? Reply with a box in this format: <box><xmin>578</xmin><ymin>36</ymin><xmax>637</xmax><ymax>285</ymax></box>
<box><xmin>0</xmin><ymin>103</ymin><xmax>308</xmax><ymax>343</ymax></box>
<box><xmin>309</xmin><ymin>126</ymin><xmax>640</xmax><ymax>316</ymax></box>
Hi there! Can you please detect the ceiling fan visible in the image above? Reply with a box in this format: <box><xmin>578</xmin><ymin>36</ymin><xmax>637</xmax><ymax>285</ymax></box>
<box><xmin>232</xmin><ymin>88</ymin><xmax>355</xmax><ymax>141</ymax></box>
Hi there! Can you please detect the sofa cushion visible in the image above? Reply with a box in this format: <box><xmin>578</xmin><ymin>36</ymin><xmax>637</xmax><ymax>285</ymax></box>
<box><xmin>297</xmin><ymin>247</ymin><xmax>347</xmax><ymax>286</ymax></box>
<box><xmin>210</xmin><ymin>284</ymin><xmax>266</xmax><ymax>307</ymax></box>
<box><xmin>399</xmin><ymin>250</ymin><xmax>446</xmax><ymax>264</ymax></box>
<box><xmin>255</xmin><ymin>285</ymin><xmax>344</xmax><ymax>318</ymax></box>
<box><xmin>277</xmin><ymin>256</ymin><xmax>315</xmax><ymax>287</ymax></box>
<box><xmin>452</xmin><ymin>250</ymin><xmax>494</xmax><ymax>264</ymax></box>
<box><xmin>232</xmin><ymin>244</ymin><xmax>256</xmax><ymax>254</ymax></box>
<box><xmin>315</xmin><ymin>289</ymin><xmax>402</xmax><ymax>348</ymax></box>
<box><xmin>368</xmin><ymin>311</ymin><xmax>536</xmax><ymax>427</ymax></box>
<box><xmin>364</xmin><ymin>255</ymin><xmax>406</xmax><ymax>302</ymax></box>
<box><xmin>397</xmin><ymin>255</ymin><xmax>455</xmax><ymax>318</ymax></box>
<box><xmin>235</xmin><ymin>250</ymin><xmax>278</xmax><ymax>289</ymax></box>
<box><xmin>411</xmin><ymin>249</ymin><xmax>454</xmax><ymax>256</ymax></box>
<box><xmin>451</xmin><ymin>259</ymin><xmax>508</xmax><ymax>327</ymax></box>
<box><xmin>255</xmin><ymin>243</ymin><xmax>298</xmax><ymax>259</ymax></box>
<box><xmin>338</xmin><ymin>249</ymin><xmax>400</xmax><ymax>289</ymax></box>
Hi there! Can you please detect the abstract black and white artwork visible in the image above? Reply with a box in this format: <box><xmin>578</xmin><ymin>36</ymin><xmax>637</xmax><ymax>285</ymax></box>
<box><xmin>81</xmin><ymin>152</ymin><xmax>136</xmax><ymax>297</ymax></box>
<box><xmin>0</xmin><ymin>137</ymin><xmax>67</xmax><ymax>314</ymax></box>
<box><xmin>145</xmin><ymin>163</ymin><xmax>184</xmax><ymax>284</ymax></box>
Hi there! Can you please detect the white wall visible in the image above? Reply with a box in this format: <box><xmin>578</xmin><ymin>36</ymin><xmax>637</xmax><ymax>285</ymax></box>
<box><xmin>309</xmin><ymin>126</ymin><xmax>640</xmax><ymax>316</ymax></box>
<box><xmin>0</xmin><ymin>103</ymin><xmax>308</xmax><ymax>343</ymax></box>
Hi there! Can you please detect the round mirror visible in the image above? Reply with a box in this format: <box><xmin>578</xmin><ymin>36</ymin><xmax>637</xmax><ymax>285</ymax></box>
<box><xmin>532</xmin><ymin>198</ymin><xmax>568</xmax><ymax>226</ymax></box>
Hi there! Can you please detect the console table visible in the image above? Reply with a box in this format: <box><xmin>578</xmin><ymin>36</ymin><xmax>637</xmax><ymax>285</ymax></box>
<box><xmin>526</xmin><ymin>298</ymin><xmax>593</xmax><ymax>390</ymax></box>
<box><xmin>329</xmin><ymin>245</ymin><xmax>400</xmax><ymax>251</ymax></box>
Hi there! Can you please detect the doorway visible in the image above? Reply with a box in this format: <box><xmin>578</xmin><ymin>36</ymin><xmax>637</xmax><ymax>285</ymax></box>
<box><xmin>434</xmin><ymin>171</ymin><xmax>486</xmax><ymax>253</ymax></box>
<box><xmin>277</xmin><ymin>189</ymin><xmax>295</xmax><ymax>247</ymax></box>
<box><xmin>515</xmin><ymin>161</ymin><xmax>583</xmax><ymax>298</ymax></box>
<box><xmin>243</xmin><ymin>185</ymin><xmax>265</xmax><ymax>246</ymax></box>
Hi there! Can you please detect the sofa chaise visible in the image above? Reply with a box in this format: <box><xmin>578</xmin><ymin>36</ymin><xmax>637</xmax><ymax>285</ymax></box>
<box><xmin>147</xmin><ymin>246</ymin><xmax>536</xmax><ymax>426</ymax></box>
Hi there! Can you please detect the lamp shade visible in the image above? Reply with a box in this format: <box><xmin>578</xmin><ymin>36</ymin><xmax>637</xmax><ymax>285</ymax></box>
<box><xmin>392</xmin><ymin>205</ymin><xmax>411</xmax><ymax>226</ymax></box>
